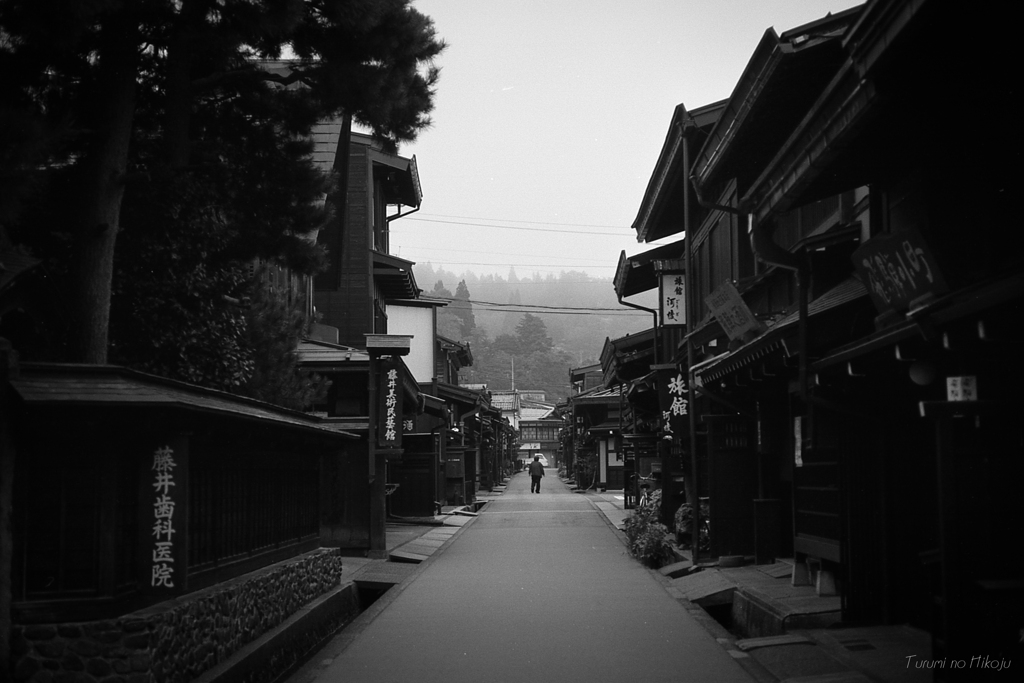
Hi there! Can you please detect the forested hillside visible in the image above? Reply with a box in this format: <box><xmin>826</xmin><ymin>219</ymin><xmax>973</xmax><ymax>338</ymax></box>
<box><xmin>414</xmin><ymin>262</ymin><xmax>654</xmax><ymax>401</ymax></box>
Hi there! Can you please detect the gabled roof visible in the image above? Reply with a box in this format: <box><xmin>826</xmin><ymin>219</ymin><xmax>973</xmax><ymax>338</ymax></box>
<box><xmin>692</xmin><ymin>8</ymin><xmax>860</xmax><ymax>201</ymax></box>
<box><xmin>489</xmin><ymin>391</ymin><xmax>519</xmax><ymax>412</ymax></box>
<box><xmin>632</xmin><ymin>101</ymin><xmax>726</xmax><ymax>243</ymax></box>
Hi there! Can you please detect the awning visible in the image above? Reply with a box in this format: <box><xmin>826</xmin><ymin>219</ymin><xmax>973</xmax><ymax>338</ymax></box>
<box><xmin>812</xmin><ymin>271</ymin><xmax>1024</xmax><ymax>372</ymax></box>
<box><xmin>437</xmin><ymin>382</ymin><xmax>488</xmax><ymax>411</ymax></box>
<box><xmin>613</xmin><ymin>240</ymin><xmax>686</xmax><ymax>299</ymax></box>
<box><xmin>372</xmin><ymin>250</ymin><xmax>419</xmax><ymax>300</ymax></box>
<box><xmin>369</xmin><ymin>149</ymin><xmax>421</xmax><ymax>207</ymax></box>
<box><xmin>696</xmin><ymin>277</ymin><xmax>868</xmax><ymax>383</ymax></box>
<box><xmin>420</xmin><ymin>393</ymin><xmax>448</xmax><ymax>419</ymax></box>
<box><xmin>296</xmin><ymin>339</ymin><xmax>369</xmax><ymax>370</ymax></box>
<box><xmin>600</xmin><ymin>328</ymin><xmax>656</xmax><ymax>385</ymax></box>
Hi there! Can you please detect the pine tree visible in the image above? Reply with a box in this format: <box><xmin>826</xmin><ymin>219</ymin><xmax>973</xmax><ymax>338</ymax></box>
<box><xmin>0</xmin><ymin>0</ymin><xmax>445</xmax><ymax>364</ymax></box>
<box><xmin>515</xmin><ymin>313</ymin><xmax>553</xmax><ymax>353</ymax></box>
<box><xmin>450</xmin><ymin>280</ymin><xmax>477</xmax><ymax>338</ymax></box>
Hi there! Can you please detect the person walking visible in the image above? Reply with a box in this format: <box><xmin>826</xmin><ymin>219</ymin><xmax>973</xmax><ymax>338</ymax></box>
<box><xmin>528</xmin><ymin>455</ymin><xmax>545</xmax><ymax>493</ymax></box>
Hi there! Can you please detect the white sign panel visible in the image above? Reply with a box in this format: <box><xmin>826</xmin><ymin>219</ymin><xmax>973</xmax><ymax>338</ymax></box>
<box><xmin>660</xmin><ymin>273</ymin><xmax>686</xmax><ymax>326</ymax></box>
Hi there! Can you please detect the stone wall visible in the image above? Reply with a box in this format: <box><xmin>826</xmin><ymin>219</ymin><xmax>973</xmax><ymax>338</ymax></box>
<box><xmin>11</xmin><ymin>549</ymin><xmax>345</xmax><ymax>683</ymax></box>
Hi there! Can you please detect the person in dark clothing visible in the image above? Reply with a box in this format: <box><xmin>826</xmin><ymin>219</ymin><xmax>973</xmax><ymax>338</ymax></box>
<box><xmin>528</xmin><ymin>455</ymin><xmax>545</xmax><ymax>493</ymax></box>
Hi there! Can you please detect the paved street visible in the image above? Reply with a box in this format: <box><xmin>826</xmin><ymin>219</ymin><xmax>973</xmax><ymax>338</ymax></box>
<box><xmin>303</xmin><ymin>470</ymin><xmax>754</xmax><ymax>683</ymax></box>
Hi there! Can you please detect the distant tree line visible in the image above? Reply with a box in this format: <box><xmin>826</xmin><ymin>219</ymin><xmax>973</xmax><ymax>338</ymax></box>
<box><xmin>417</xmin><ymin>263</ymin><xmax>652</xmax><ymax>397</ymax></box>
<box><xmin>428</xmin><ymin>278</ymin><xmax>588</xmax><ymax>402</ymax></box>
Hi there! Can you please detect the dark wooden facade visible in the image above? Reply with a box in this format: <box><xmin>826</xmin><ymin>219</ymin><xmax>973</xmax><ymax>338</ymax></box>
<box><xmin>3</xmin><ymin>362</ymin><xmax>357</xmax><ymax>624</ymax></box>
<box><xmin>314</xmin><ymin>132</ymin><xmax>420</xmax><ymax>347</ymax></box>
<box><xmin>625</xmin><ymin>0</ymin><xmax>1022</xmax><ymax>672</ymax></box>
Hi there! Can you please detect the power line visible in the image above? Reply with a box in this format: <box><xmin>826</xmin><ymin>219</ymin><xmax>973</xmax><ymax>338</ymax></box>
<box><xmin>413</xmin><ymin>260</ymin><xmax>613</xmax><ymax>269</ymax></box>
<box><xmin>415</xmin><ymin>212</ymin><xmax>630</xmax><ymax>230</ymax></box>
<box><xmin>394</xmin><ymin>216</ymin><xmax>629</xmax><ymax>236</ymax></box>
<box><xmin>396</xmin><ymin>244</ymin><xmax>614</xmax><ymax>264</ymax></box>
<box><xmin>434</xmin><ymin>296</ymin><xmax>642</xmax><ymax>314</ymax></box>
<box><xmin>471</xmin><ymin>307</ymin><xmax>643</xmax><ymax>316</ymax></box>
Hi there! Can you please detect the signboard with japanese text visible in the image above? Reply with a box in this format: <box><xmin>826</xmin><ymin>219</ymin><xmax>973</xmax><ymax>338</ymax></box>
<box><xmin>660</xmin><ymin>273</ymin><xmax>686</xmax><ymax>326</ymax></box>
<box><xmin>851</xmin><ymin>227</ymin><xmax>948</xmax><ymax>314</ymax></box>
<box><xmin>140</xmin><ymin>435</ymin><xmax>188</xmax><ymax>595</ymax></box>
<box><xmin>705</xmin><ymin>281</ymin><xmax>764</xmax><ymax>341</ymax></box>
<box><xmin>378</xmin><ymin>357</ymin><xmax>403</xmax><ymax>449</ymax></box>
<box><xmin>656</xmin><ymin>365</ymin><xmax>689</xmax><ymax>439</ymax></box>
<box><xmin>946</xmin><ymin>376</ymin><xmax>978</xmax><ymax>402</ymax></box>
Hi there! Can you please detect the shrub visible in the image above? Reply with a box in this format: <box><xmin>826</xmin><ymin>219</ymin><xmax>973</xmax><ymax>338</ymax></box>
<box><xmin>623</xmin><ymin>490</ymin><xmax>673</xmax><ymax>568</ymax></box>
<box><xmin>674</xmin><ymin>500</ymin><xmax>710</xmax><ymax>552</ymax></box>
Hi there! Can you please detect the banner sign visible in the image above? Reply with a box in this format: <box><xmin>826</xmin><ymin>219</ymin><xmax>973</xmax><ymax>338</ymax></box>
<box><xmin>705</xmin><ymin>281</ymin><xmax>763</xmax><ymax>341</ymax></box>
<box><xmin>657</xmin><ymin>366</ymin><xmax>689</xmax><ymax>439</ymax></box>
<box><xmin>852</xmin><ymin>227</ymin><xmax>948</xmax><ymax>313</ymax></box>
<box><xmin>378</xmin><ymin>357</ymin><xmax>403</xmax><ymax>449</ymax></box>
<box><xmin>660</xmin><ymin>273</ymin><xmax>686</xmax><ymax>326</ymax></box>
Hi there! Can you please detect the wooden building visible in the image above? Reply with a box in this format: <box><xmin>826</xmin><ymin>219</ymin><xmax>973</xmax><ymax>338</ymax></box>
<box><xmin>624</xmin><ymin>0</ymin><xmax>1022</xmax><ymax>672</ymax></box>
<box><xmin>4</xmin><ymin>361</ymin><xmax>360</xmax><ymax>621</ymax></box>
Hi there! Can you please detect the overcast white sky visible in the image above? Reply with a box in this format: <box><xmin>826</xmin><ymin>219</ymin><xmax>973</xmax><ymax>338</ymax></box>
<box><xmin>390</xmin><ymin>0</ymin><xmax>863</xmax><ymax>281</ymax></box>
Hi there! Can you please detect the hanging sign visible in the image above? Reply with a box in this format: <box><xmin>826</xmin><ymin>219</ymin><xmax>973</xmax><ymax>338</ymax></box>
<box><xmin>946</xmin><ymin>376</ymin><xmax>978</xmax><ymax>402</ymax></box>
<box><xmin>705</xmin><ymin>281</ymin><xmax>763</xmax><ymax>341</ymax></box>
<box><xmin>660</xmin><ymin>273</ymin><xmax>686</xmax><ymax>326</ymax></box>
<box><xmin>656</xmin><ymin>365</ymin><xmax>689</xmax><ymax>439</ymax></box>
<box><xmin>852</xmin><ymin>227</ymin><xmax>948</xmax><ymax>313</ymax></box>
<box><xmin>378</xmin><ymin>357</ymin><xmax>403</xmax><ymax>449</ymax></box>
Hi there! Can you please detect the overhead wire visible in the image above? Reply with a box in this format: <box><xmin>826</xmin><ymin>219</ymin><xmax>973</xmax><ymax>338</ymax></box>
<box><xmin>431</xmin><ymin>297</ymin><xmax>646</xmax><ymax>315</ymax></box>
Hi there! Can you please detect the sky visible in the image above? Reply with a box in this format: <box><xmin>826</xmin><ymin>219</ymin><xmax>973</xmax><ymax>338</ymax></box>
<box><xmin>388</xmin><ymin>0</ymin><xmax>864</xmax><ymax>284</ymax></box>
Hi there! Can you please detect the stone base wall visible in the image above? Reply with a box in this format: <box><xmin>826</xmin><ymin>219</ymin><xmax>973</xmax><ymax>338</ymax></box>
<box><xmin>11</xmin><ymin>549</ymin><xmax>345</xmax><ymax>683</ymax></box>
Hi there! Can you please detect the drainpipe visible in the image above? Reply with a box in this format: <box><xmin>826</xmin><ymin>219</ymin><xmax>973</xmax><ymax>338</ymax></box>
<box><xmin>745</xmin><ymin>212</ymin><xmax>809</xmax><ymax>405</ymax></box>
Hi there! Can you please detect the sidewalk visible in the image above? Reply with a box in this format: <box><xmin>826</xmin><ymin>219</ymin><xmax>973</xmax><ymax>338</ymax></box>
<box><xmin>583</xmin><ymin>486</ymin><xmax>932</xmax><ymax>683</ymax></box>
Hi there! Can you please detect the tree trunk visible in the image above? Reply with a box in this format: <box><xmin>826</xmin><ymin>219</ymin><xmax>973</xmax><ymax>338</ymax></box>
<box><xmin>163</xmin><ymin>0</ymin><xmax>207</xmax><ymax>169</ymax></box>
<box><xmin>66</xmin><ymin>16</ymin><xmax>139</xmax><ymax>364</ymax></box>
<box><xmin>0</xmin><ymin>341</ymin><xmax>16</xmax><ymax>681</ymax></box>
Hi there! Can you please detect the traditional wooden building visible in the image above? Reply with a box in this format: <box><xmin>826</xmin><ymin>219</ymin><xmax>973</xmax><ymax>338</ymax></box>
<box><xmin>627</xmin><ymin>0</ymin><xmax>1022</xmax><ymax>672</ymax></box>
<box><xmin>313</xmin><ymin>130</ymin><xmax>421</xmax><ymax>345</ymax></box>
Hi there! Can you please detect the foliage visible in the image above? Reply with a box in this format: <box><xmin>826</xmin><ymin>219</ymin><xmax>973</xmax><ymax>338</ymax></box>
<box><xmin>0</xmin><ymin>0</ymin><xmax>446</xmax><ymax>363</ymax></box>
<box><xmin>108</xmin><ymin>175</ymin><xmax>329</xmax><ymax>408</ymax></box>
<box><xmin>109</xmin><ymin>173</ymin><xmax>254</xmax><ymax>390</ymax></box>
<box><xmin>450</xmin><ymin>280</ymin><xmax>476</xmax><ymax>337</ymax></box>
<box><xmin>674</xmin><ymin>500</ymin><xmax>711</xmax><ymax>553</ymax></box>
<box><xmin>623</xmin><ymin>489</ymin><xmax>674</xmax><ymax>568</ymax></box>
<box><xmin>240</xmin><ymin>268</ymin><xmax>331</xmax><ymax>411</ymax></box>
<box><xmin>515</xmin><ymin>313</ymin><xmax>552</xmax><ymax>353</ymax></box>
